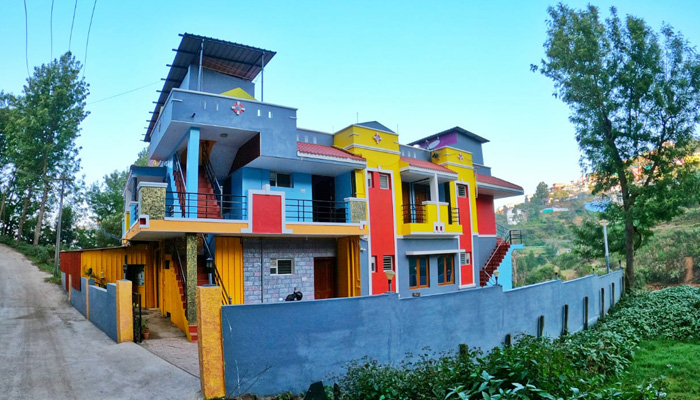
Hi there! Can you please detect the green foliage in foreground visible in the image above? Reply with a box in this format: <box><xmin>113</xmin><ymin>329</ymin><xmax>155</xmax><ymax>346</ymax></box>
<box><xmin>621</xmin><ymin>339</ymin><xmax>700</xmax><ymax>400</ymax></box>
<box><xmin>334</xmin><ymin>287</ymin><xmax>700</xmax><ymax>399</ymax></box>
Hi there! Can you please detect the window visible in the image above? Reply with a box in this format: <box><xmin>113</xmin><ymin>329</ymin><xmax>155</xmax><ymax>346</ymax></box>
<box><xmin>370</xmin><ymin>256</ymin><xmax>377</xmax><ymax>273</ymax></box>
<box><xmin>459</xmin><ymin>252</ymin><xmax>471</xmax><ymax>266</ymax></box>
<box><xmin>270</xmin><ymin>259</ymin><xmax>293</xmax><ymax>275</ymax></box>
<box><xmin>438</xmin><ymin>255</ymin><xmax>455</xmax><ymax>285</ymax></box>
<box><xmin>379</xmin><ymin>173</ymin><xmax>390</xmax><ymax>189</ymax></box>
<box><xmin>457</xmin><ymin>184</ymin><xmax>467</xmax><ymax>198</ymax></box>
<box><xmin>409</xmin><ymin>256</ymin><xmax>429</xmax><ymax>289</ymax></box>
<box><xmin>383</xmin><ymin>255</ymin><xmax>393</xmax><ymax>271</ymax></box>
<box><xmin>270</xmin><ymin>172</ymin><xmax>292</xmax><ymax>188</ymax></box>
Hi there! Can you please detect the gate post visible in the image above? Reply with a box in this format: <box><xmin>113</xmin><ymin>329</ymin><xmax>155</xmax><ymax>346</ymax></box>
<box><xmin>116</xmin><ymin>280</ymin><xmax>134</xmax><ymax>343</ymax></box>
<box><xmin>197</xmin><ymin>285</ymin><xmax>225</xmax><ymax>399</ymax></box>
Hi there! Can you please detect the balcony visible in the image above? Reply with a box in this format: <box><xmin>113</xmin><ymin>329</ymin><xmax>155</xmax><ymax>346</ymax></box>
<box><xmin>401</xmin><ymin>202</ymin><xmax>462</xmax><ymax>236</ymax></box>
<box><xmin>285</xmin><ymin>199</ymin><xmax>349</xmax><ymax>223</ymax></box>
<box><xmin>165</xmin><ymin>192</ymin><xmax>248</xmax><ymax>220</ymax></box>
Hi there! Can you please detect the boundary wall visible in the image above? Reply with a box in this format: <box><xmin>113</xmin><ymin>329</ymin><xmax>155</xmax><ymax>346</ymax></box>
<box><xmin>64</xmin><ymin>277</ymin><xmax>133</xmax><ymax>343</ymax></box>
<box><xmin>216</xmin><ymin>270</ymin><xmax>622</xmax><ymax>396</ymax></box>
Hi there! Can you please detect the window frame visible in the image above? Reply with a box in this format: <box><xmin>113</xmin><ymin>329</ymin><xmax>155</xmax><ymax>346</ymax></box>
<box><xmin>438</xmin><ymin>255</ymin><xmax>455</xmax><ymax>285</ymax></box>
<box><xmin>457</xmin><ymin>184</ymin><xmax>467</xmax><ymax>198</ymax></box>
<box><xmin>379</xmin><ymin>173</ymin><xmax>390</xmax><ymax>189</ymax></box>
<box><xmin>270</xmin><ymin>172</ymin><xmax>293</xmax><ymax>188</ymax></box>
<box><xmin>383</xmin><ymin>255</ymin><xmax>393</xmax><ymax>271</ymax></box>
<box><xmin>459</xmin><ymin>252</ymin><xmax>471</xmax><ymax>266</ymax></box>
<box><xmin>409</xmin><ymin>256</ymin><xmax>430</xmax><ymax>289</ymax></box>
<box><xmin>370</xmin><ymin>256</ymin><xmax>377</xmax><ymax>273</ymax></box>
<box><xmin>270</xmin><ymin>258</ymin><xmax>294</xmax><ymax>275</ymax></box>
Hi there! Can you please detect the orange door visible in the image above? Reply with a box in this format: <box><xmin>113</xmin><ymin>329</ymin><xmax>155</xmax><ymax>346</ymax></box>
<box><xmin>314</xmin><ymin>257</ymin><xmax>337</xmax><ymax>299</ymax></box>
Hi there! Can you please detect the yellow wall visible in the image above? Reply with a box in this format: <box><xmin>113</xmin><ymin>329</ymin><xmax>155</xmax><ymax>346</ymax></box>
<box><xmin>337</xmin><ymin>237</ymin><xmax>361</xmax><ymax>297</ymax></box>
<box><xmin>80</xmin><ymin>245</ymin><xmax>156</xmax><ymax>308</ymax></box>
<box><xmin>214</xmin><ymin>237</ymin><xmax>245</xmax><ymax>305</ymax></box>
<box><xmin>196</xmin><ymin>286</ymin><xmax>226</xmax><ymax>399</ymax></box>
<box><xmin>159</xmin><ymin>253</ymin><xmax>191</xmax><ymax>338</ymax></box>
<box><xmin>434</xmin><ymin>146</ymin><xmax>479</xmax><ymax>233</ymax></box>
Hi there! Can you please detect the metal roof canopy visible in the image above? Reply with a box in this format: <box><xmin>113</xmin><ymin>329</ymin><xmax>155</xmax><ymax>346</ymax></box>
<box><xmin>145</xmin><ymin>33</ymin><xmax>276</xmax><ymax>141</ymax></box>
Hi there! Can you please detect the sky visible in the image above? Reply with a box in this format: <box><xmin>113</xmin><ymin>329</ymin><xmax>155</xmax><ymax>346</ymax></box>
<box><xmin>2</xmin><ymin>0</ymin><xmax>700</xmax><ymax>208</ymax></box>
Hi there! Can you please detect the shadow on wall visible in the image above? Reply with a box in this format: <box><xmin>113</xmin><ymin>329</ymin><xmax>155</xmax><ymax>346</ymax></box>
<box><xmin>219</xmin><ymin>270</ymin><xmax>623</xmax><ymax>396</ymax></box>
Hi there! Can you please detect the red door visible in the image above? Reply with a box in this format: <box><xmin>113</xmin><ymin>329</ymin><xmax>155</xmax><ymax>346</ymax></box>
<box><xmin>314</xmin><ymin>257</ymin><xmax>337</xmax><ymax>299</ymax></box>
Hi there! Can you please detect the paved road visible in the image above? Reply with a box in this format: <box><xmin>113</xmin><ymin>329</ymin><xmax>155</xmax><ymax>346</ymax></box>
<box><xmin>0</xmin><ymin>244</ymin><xmax>202</xmax><ymax>399</ymax></box>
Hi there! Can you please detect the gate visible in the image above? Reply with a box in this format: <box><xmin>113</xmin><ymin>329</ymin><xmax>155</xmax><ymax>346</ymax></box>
<box><xmin>132</xmin><ymin>292</ymin><xmax>142</xmax><ymax>343</ymax></box>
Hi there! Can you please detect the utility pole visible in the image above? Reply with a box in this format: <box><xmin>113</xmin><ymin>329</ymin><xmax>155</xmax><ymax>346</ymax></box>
<box><xmin>53</xmin><ymin>177</ymin><xmax>68</xmax><ymax>277</ymax></box>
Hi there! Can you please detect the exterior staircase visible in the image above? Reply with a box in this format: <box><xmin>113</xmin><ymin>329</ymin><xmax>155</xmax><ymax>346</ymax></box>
<box><xmin>479</xmin><ymin>238</ymin><xmax>511</xmax><ymax>287</ymax></box>
<box><xmin>172</xmin><ymin>255</ymin><xmax>212</xmax><ymax>342</ymax></box>
<box><xmin>197</xmin><ymin>169</ymin><xmax>222</xmax><ymax>219</ymax></box>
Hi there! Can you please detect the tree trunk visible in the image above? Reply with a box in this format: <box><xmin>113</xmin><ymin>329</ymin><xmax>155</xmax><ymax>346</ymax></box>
<box><xmin>16</xmin><ymin>187</ymin><xmax>32</xmax><ymax>242</ymax></box>
<box><xmin>624</xmin><ymin>214</ymin><xmax>635</xmax><ymax>292</ymax></box>
<box><xmin>33</xmin><ymin>182</ymin><xmax>50</xmax><ymax>246</ymax></box>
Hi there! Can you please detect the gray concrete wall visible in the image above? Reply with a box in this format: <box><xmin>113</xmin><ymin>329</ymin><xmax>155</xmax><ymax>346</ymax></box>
<box><xmin>220</xmin><ymin>270</ymin><xmax>623</xmax><ymax>396</ymax></box>
<box><xmin>396</xmin><ymin>238</ymin><xmax>461</xmax><ymax>296</ymax></box>
<box><xmin>88</xmin><ymin>284</ymin><xmax>118</xmax><ymax>342</ymax></box>
<box><xmin>475</xmin><ymin>235</ymin><xmax>497</xmax><ymax>269</ymax></box>
<box><xmin>241</xmin><ymin>238</ymin><xmax>336</xmax><ymax>304</ymax></box>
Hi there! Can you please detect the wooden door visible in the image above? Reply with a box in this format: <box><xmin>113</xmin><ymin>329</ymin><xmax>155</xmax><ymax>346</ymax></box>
<box><xmin>414</xmin><ymin>184</ymin><xmax>430</xmax><ymax>222</ymax></box>
<box><xmin>314</xmin><ymin>257</ymin><xmax>337</xmax><ymax>299</ymax></box>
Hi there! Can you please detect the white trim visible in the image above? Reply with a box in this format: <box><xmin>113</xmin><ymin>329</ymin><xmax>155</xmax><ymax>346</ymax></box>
<box><xmin>458</xmin><ymin>283</ymin><xmax>477</xmax><ymax>289</ymax></box>
<box><xmin>289</xmin><ymin>221</ymin><xmax>362</xmax><ymax>227</ymax></box>
<box><xmin>164</xmin><ymin>217</ymin><xmax>247</xmax><ymax>223</ymax></box>
<box><xmin>405</xmin><ymin>249</ymin><xmax>461</xmax><ymax>256</ymax></box>
<box><xmin>401</xmin><ymin>233</ymin><xmax>460</xmax><ymax>239</ymax></box>
<box><xmin>344</xmin><ymin>197</ymin><xmax>367</xmax><ymax>202</ymax></box>
<box><xmin>296</xmin><ymin>151</ymin><xmax>367</xmax><ymax>166</ymax></box>
<box><xmin>399</xmin><ymin>165</ymin><xmax>458</xmax><ymax>179</ymax></box>
<box><xmin>479</xmin><ymin>234</ymin><xmax>497</xmax><ymax>238</ymax></box>
<box><xmin>476</xmin><ymin>182</ymin><xmax>523</xmax><ymax>194</ymax></box>
<box><xmin>455</xmin><ymin>179</ymin><xmax>476</xmax><ymax>287</ymax></box>
<box><xmin>137</xmin><ymin>181</ymin><xmax>167</xmax><ymax>190</ymax></box>
<box><xmin>363</xmin><ymin>168</ymin><xmax>372</xmax><ymax>296</ymax></box>
<box><xmin>422</xmin><ymin>201</ymin><xmax>449</xmax><ymax>206</ymax></box>
<box><xmin>439</xmin><ymin>161</ymin><xmax>474</xmax><ymax>170</ymax></box>
<box><xmin>138</xmin><ymin>214</ymin><xmax>150</xmax><ymax>229</ymax></box>
<box><xmin>342</xmin><ymin>143</ymin><xmax>401</xmax><ymax>155</ymax></box>
<box><xmin>365</xmin><ymin>167</ymin><xmax>399</xmax><ymax>296</ymax></box>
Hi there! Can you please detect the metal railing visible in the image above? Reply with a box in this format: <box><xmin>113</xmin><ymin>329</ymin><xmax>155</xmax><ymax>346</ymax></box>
<box><xmin>402</xmin><ymin>203</ymin><xmax>426</xmax><ymax>224</ymax></box>
<box><xmin>285</xmin><ymin>199</ymin><xmax>348</xmax><ymax>223</ymax></box>
<box><xmin>201</xmin><ymin>146</ymin><xmax>223</xmax><ymax>215</ymax></box>
<box><xmin>448</xmin><ymin>206</ymin><xmax>460</xmax><ymax>225</ymax></box>
<box><xmin>481</xmin><ymin>225</ymin><xmax>524</xmax><ymax>285</ymax></box>
<box><xmin>172</xmin><ymin>153</ymin><xmax>188</xmax><ymax>212</ymax></box>
<box><xmin>166</xmin><ymin>191</ymin><xmax>247</xmax><ymax>220</ymax></box>
<box><xmin>174</xmin><ymin>244</ymin><xmax>187</xmax><ymax>309</ymax></box>
<box><xmin>203</xmin><ymin>235</ymin><xmax>233</xmax><ymax>305</ymax></box>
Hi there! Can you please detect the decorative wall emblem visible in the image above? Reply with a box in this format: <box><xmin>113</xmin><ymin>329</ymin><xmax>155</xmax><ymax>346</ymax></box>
<box><xmin>373</xmin><ymin>133</ymin><xmax>382</xmax><ymax>144</ymax></box>
<box><xmin>458</xmin><ymin>153</ymin><xmax>463</xmax><ymax>162</ymax></box>
<box><xmin>232</xmin><ymin>101</ymin><xmax>246</xmax><ymax>115</ymax></box>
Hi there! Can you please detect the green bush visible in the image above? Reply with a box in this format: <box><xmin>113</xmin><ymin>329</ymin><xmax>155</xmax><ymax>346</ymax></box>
<box><xmin>334</xmin><ymin>287</ymin><xmax>700</xmax><ymax>399</ymax></box>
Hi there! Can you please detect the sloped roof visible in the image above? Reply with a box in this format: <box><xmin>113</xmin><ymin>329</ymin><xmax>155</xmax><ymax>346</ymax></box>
<box><xmin>400</xmin><ymin>157</ymin><xmax>456</xmax><ymax>175</ymax></box>
<box><xmin>297</xmin><ymin>142</ymin><xmax>366</xmax><ymax>162</ymax></box>
<box><xmin>408</xmin><ymin>126</ymin><xmax>489</xmax><ymax>146</ymax></box>
<box><xmin>476</xmin><ymin>173</ymin><xmax>523</xmax><ymax>192</ymax></box>
<box><xmin>356</xmin><ymin>121</ymin><xmax>395</xmax><ymax>134</ymax></box>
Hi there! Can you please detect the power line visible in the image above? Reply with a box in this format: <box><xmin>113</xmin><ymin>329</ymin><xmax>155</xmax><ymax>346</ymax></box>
<box><xmin>82</xmin><ymin>0</ymin><xmax>97</xmax><ymax>77</ymax></box>
<box><xmin>23</xmin><ymin>0</ymin><xmax>30</xmax><ymax>80</ymax></box>
<box><xmin>50</xmin><ymin>0</ymin><xmax>54</xmax><ymax>60</ymax></box>
<box><xmin>86</xmin><ymin>81</ymin><xmax>159</xmax><ymax>105</ymax></box>
<box><xmin>69</xmin><ymin>0</ymin><xmax>78</xmax><ymax>52</ymax></box>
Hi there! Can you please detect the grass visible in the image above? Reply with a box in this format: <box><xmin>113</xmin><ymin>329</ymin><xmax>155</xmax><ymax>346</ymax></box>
<box><xmin>622</xmin><ymin>339</ymin><xmax>700</xmax><ymax>399</ymax></box>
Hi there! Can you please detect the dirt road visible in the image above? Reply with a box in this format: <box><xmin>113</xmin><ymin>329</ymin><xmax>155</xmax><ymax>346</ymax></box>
<box><xmin>0</xmin><ymin>244</ymin><xmax>202</xmax><ymax>399</ymax></box>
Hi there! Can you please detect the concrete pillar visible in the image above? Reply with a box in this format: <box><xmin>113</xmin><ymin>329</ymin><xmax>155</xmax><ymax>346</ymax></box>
<box><xmin>430</xmin><ymin>174</ymin><xmax>439</xmax><ymax>202</ymax></box>
<box><xmin>186</xmin><ymin>127</ymin><xmax>200</xmax><ymax>217</ymax></box>
<box><xmin>186</xmin><ymin>233</ymin><xmax>198</xmax><ymax>322</ymax></box>
<box><xmin>116</xmin><ymin>280</ymin><xmax>134</xmax><ymax>343</ymax></box>
<box><xmin>196</xmin><ymin>285</ymin><xmax>226</xmax><ymax>399</ymax></box>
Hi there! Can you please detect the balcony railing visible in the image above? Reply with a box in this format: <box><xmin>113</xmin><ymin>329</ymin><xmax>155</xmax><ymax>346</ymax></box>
<box><xmin>285</xmin><ymin>199</ymin><xmax>348</xmax><ymax>223</ymax></box>
<box><xmin>448</xmin><ymin>206</ymin><xmax>460</xmax><ymax>225</ymax></box>
<box><xmin>403</xmin><ymin>203</ymin><xmax>426</xmax><ymax>224</ymax></box>
<box><xmin>166</xmin><ymin>191</ymin><xmax>248</xmax><ymax>220</ymax></box>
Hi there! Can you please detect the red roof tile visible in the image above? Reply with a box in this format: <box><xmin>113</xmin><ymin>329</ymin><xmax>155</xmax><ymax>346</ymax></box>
<box><xmin>297</xmin><ymin>142</ymin><xmax>365</xmax><ymax>162</ymax></box>
<box><xmin>400</xmin><ymin>157</ymin><xmax>456</xmax><ymax>174</ymax></box>
<box><xmin>476</xmin><ymin>174</ymin><xmax>523</xmax><ymax>191</ymax></box>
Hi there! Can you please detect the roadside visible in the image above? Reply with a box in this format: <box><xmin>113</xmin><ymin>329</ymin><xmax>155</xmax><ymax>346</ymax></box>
<box><xmin>0</xmin><ymin>244</ymin><xmax>203</xmax><ymax>400</ymax></box>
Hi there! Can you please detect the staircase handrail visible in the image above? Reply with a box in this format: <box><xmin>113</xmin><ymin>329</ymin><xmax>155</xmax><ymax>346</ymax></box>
<box><xmin>174</xmin><ymin>243</ymin><xmax>187</xmax><ymax>308</ymax></box>
<box><xmin>172</xmin><ymin>153</ymin><xmax>188</xmax><ymax>217</ymax></box>
<box><xmin>202</xmin><ymin>235</ymin><xmax>233</xmax><ymax>305</ymax></box>
<box><xmin>201</xmin><ymin>146</ymin><xmax>224</xmax><ymax>215</ymax></box>
<box><xmin>481</xmin><ymin>239</ymin><xmax>510</xmax><ymax>284</ymax></box>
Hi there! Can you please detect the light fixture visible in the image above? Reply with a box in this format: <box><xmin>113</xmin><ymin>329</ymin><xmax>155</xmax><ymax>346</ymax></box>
<box><xmin>220</xmin><ymin>133</ymin><xmax>228</xmax><ymax>138</ymax></box>
<box><xmin>554</xmin><ymin>266</ymin><xmax>560</xmax><ymax>280</ymax></box>
<box><xmin>494</xmin><ymin>269</ymin><xmax>500</xmax><ymax>286</ymax></box>
<box><xmin>206</xmin><ymin>257</ymin><xmax>214</xmax><ymax>285</ymax></box>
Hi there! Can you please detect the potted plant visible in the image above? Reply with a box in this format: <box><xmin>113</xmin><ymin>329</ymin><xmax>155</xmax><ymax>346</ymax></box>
<box><xmin>141</xmin><ymin>317</ymin><xmax>150</xmax><ymax>340</ymax></box>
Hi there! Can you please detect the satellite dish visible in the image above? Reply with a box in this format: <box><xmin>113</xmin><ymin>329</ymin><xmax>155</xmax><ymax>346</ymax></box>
<box><xmin>426</xmin><ymin>138</ymin><xmax>441</xmax><ymax>150</ymax></box>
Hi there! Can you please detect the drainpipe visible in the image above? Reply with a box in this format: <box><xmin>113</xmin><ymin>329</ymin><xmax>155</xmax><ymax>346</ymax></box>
<box><xmin>260</xmin><ymin>52</ymin><xmax>265</xmax><ymax>102</ymax></box>
<box><xmin>198</xmin><ymin>40</ymin><xmax>204</xmax><ymax>91</ymax></box>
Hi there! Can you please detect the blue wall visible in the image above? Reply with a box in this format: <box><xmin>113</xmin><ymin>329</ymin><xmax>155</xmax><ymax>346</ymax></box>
<box><xmin>396</xmin><ymin>238</ymin><xmax>461</xmax><ymax>296</ymax></box>
<box><xmin>220</xmin><ymin>270</ymin><xmax>623</xmax><ymax>396</ymax></box>
<box><xmin>182</xmin><ymin>65</ymin><xmax>256</xmax><ymax>97</ymax></box>
<box><xmin>475</xmin><ymin>235</ymin><xmax>497</xmax><ymax>270</ymax></box>
<box><xmin>88</xmin><ymin>284</ymin><xmax>118</xmax><ymax>342</ymax></box>
<box><xmin>456</xmin><ymin>135</ymin><xmax>485</xmax><ymax>167</ymax></box>
<box><xmin>487</xmin><ymin>243</ymin><xmax>523</xmax><ymax>291</ymax></box>
<box><xmin>69</xmin><ymin>277</ymin><xmax>93</xmax><ymax>318</ymax></box>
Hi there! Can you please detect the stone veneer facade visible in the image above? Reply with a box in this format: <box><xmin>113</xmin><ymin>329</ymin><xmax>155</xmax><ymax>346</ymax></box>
<box><xmin>241</xmin><ymin>238</ymin><xmax>336</xmax><ymax>304</ymax></box>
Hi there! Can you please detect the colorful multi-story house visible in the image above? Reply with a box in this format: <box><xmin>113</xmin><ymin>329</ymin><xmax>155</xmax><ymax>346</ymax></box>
<box><xmin>117</xmin><ymin>33</ymin><xmax>523</xmax><ymax>340</ymax></box>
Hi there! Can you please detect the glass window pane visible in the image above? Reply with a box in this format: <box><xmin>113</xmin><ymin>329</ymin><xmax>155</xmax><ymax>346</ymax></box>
<box><xmin>409</xmin><ymin>257</ymin><xmax>417</xmax><ymax>287</ymax></box>
<box><xmin>438</xmin><ymin>256</ymin><xmax>444</xmax><ymax>283</ymax></box>
<box><xmin>419</xmin><ymin>257</ymin><xmax>428</xmax><ymax>286</ymax></box>
<box><xmin>447</xmin><ymin>257</ymin><xmax>453</xmax><ymax>283</ymax></box>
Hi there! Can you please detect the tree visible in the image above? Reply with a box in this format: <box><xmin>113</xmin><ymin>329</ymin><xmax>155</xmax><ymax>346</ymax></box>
<box><xmin>88</xmin><ymin>170</ymin><xmax>127</xmax><ymax>248</ymax></box>
<box><xmin>10</xmin><ymin>52</ymin><xmax>89</xmax><ymax>246</ymax></box>
<box><xmin>531</xmin><ymin>182</ymin><xmax>550</xmax><ymax>206</ymax></box>
<box><xmin>535</xmin><ymin>4</ymin><xmax>700</xmax><ymax>290</ymax></box>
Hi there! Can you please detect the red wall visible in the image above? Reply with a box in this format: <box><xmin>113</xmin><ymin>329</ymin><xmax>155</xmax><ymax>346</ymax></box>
<box><xmin>252</xmin><ymin>194</ymin><xmax>282</xmax><ymax>234</ymax></box>
<box><xmin>457</xmin><ymin>185</ymin><xmax>474</xmax><ymax>286</ymax></box>
<box><xmin>60</xmin><ymin>251</ymin><xmax>82</xmax><ymax>291</ymax></box>
<box><xmin>476</xmin><ymin>195</ymin><xmax>496</xmax><ymax>235</ymax></box>
<box><xmin>368</xmin><ymin>171</ymin><xmax>396</xmax><ymax>294</ymax></box>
